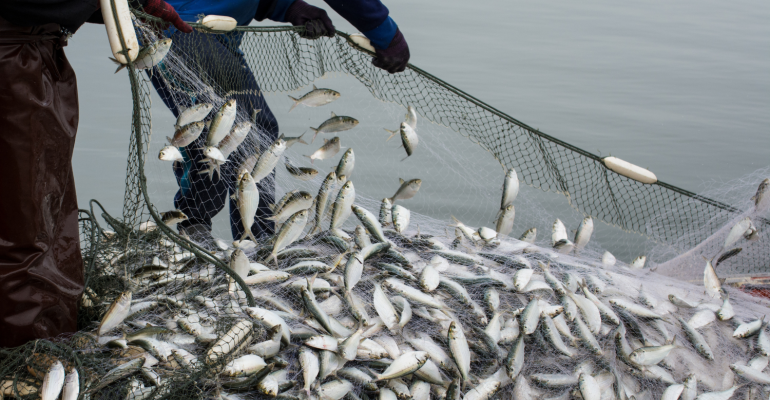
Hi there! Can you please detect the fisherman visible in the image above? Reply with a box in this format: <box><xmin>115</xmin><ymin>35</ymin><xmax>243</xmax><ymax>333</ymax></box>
<box><xmin>0</xmin><ymin>0</ymin><xmax>190</xmax><ymax>347</ymax></box>
<box><xmin>149</xmin><ymin>0</ymin><xmax>410</xmax><ymax>247</ymax></box>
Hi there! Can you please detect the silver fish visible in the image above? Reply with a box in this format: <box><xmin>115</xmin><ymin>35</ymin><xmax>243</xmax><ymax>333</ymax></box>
<box><xmin>574</xmin><ymin>216</ymin><xmax>593</xmax><ymax>252</ymax></box>
<box><xmin>312</xmin><ymin>172</ymin><xmax>338</xmax><ymax>233</ymax></box>
<box><xmin>99</xmin><ymin>291</ymin><xmax>132</xmax><ymax>336</ymax></box>
<box><xmin>602</xmin><ymin>251</ymin><xmax>616</xmax><ymax>267</ymax></box>
<box><xmin>269</xmin><ymin>191</ymin><xmax>313</xmax><ymax>224</ymax></box>
<box><xmin>158</xmin><ymin>146</ymin><xmax>184</xmax><ymax>162</ymax></box>
<box><xmin>729</xmin><ymin>363</ymin><xmax>770</xmax><ymax>384</ymax></box>
<box><xmin>578</xmin><ymin>373</ymin><xmax>600</xmax><ymax>400</ymax></box>
<box><xmin>373</xmin><ymin>283</ymin><xmax>399</xmax><ymax>332</ymax></box>
<box><xmin>733</xmin><ymin>316</ymin><xmax>765</xmax><ymax>338</ymax></box>
<box><xmin>448</xmin><ymin>321</ymin><xmax>471</xmax><ymax>385</ymax></box>
<box><xmin>252</xmin><ymin>137</ymin><xmax>287</xmax><ymax>182</ymax></box>
<box><xmin>335</xmin><ymin>148</ymin><xmax>355</xmax><ymax>179</ymax></box>
<box><xmin>629</xmin><ymin>255</ymin><xmax>646</xmax><ymax>269</ymax></box>
<box><xmin>392</xmin><ymin>204</ymin><xmax>410</xmax><ymax>234</ymax></box>
<box><xmin>405</xmin><ymin>106</ymin><xmax>417</xmax><ymax>130</ymax></box>
<box><xmin>306</xmin><ymin>136</ymin><xmax>342</xmax><ymax>164</ymax></box>
<box><xmin>299</xmin><ymin>347</ymin><xmax>319</xmax><ymax>392</ymax></box>
<box><xmin>352</xmin><ymin>205</ymin><xmax>387</xmax><ymax>243</ymax></box>
<box><xmin>696</xmin><ymin>386</ymin><xmax>737</xmax><ymax>400</ymax></box>
<box><xmin>206</xmin><ymin>99</ymin><xmax>237</xmax><ymax>147</ymax></box>
<box><xmin>495</xmin><ymin>204</ymin><xmax>515</xmax><ymax>236</ymax></box>
<box><xmin>752</xmin><ymin>178</ymin><xmax>769</xmax><ymax>212</ymax></box>
<box><xmin>677</xmin><ymin>317</ymin><xmax>713</xmax><ymax>360</ymax></box>
<box><xmin>629</xmin><ymin>340</ymin><xmax>677</xmax><ymax>366</ymax></box>
<box><xmin>167</xmin><ymin>121</ymin><xmax>205</xmax><ymax>147</ymax></box>
<box><xmin>398</xmin><ymin>122</ymin><xmax>419</xmax><ymax>160</ymax></box>
<box><xmin>501</xmin><ymin>168</ymin><xmax>519</xmax><ymax>208</ymax></box>
<box><xmin>285</xmin><ymin>161</ymin><xmax>318</xmax><ymax>181</ymax></box>
<box><xmin>330</xmin><ymin>180</ymin><xmax>355</xmax><ymax>230</ymax></box>
<box><xmin>235</xmin><ymin>172</ymin><xmax>260</xmax><ymax>243</ymax></box>
<box><xmin>41</xmin><ymin>361</ymin><xmax>65</xmax><ymax>400</ymax></box>
<box><xmin>111</xmin><ymin>38</ymin><xmax>172</xmax><ymax>73</ymax></box>
<box><xmin>379</xmin><ymin>198</ymin><xmax>393</xmax><ymax>227</ymax></box>
<box><xmin>717</xmin><ymin>293</ymin><xmax>734</xmax><ymax>321</ymax></box>
<box><xmin>175</xmin><ymin>103</ymin><xmax>213</xmax><ymax>128</ymax></box>
<box><xmin>519</xmin><ymin>228</ymin><xmax>537</xmax><ymax>243</ymax></box>
<box><xmin>61</xmin><ymin>369</ymin><xmax>79</xmax><ymax>400</ymax></box>
<box><xmin>375</xmin><ymin>351</ymin><xmax>429</xmax><ymax>381</ymax></box>
<box><xmin>310</xmin><ymin>112</ymin><xmax>358</xmax><ymax>143</ymax></box>
<box><xmin>270</xmin><ymin>209</ymin><xmax>308</xmax><ymax>265</ymax></box>
<box><xmin>389</xmin><ymin>178</ymin><xmax>422</xmax><ymax>203</ymax></box>
<box><xmin>218</xmin><ymin>121</ymin><xmax>252</xmax><ymax>158</ymax></box>
<box><xmin>288</xmin><ymin>84</ymin><xmax>340</xmax><ymax>112</ymax></box>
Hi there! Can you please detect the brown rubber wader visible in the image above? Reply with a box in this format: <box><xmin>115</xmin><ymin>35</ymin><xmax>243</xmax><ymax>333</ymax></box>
<box><xmin>0</xmin><ymin>16</ymin><xmax>83</xmax><ymax>348</ymax></box>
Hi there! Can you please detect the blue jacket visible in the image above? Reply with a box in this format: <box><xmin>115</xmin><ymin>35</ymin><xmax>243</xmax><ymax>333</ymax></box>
<box><xmin>169</xmin><ymin>0</ymin><xmax>398</xmax><ymax>49</ymax></box>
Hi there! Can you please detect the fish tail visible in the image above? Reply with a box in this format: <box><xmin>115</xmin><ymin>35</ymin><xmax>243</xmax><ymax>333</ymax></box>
<box><xmin>109</xmin><ymin>57</ymin><xmax>126</xmax><ymax>73</ymax></box>
<box><xmin>400</xmin><ymin>155</ymin><xmax>409</xmax><ymax>162</ymax></box>
<box><xmin>384</xmin><ymin>128</ymin><xmax>398</xmax><ymax>142</ymax></box>
<box><xmin>166</xmin><ymin>136</ymin><xmax>174</xmax><ymax>145</ymax></box>
<box><xmin>309</xmin><ymin>127</ymin><xmax>319</xmax><ymax>143</ymax></box>
<box><xmin>288</xmin><ymin>96</ymin><xmax>300</xmax><ymax>113</ymax></box>
<box><xmin>297</xmin><ymin>131</ymin><xmax>308</xmax><ymax>145</ymax></box>
<box><xmin>304</xmin><ymin>154</ymin><xmax>315</xmax><ymax>164</ymax></box>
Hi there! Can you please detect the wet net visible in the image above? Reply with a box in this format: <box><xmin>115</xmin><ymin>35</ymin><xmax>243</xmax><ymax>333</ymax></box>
<box><xmin>2</xmin><ymin>6</ymin><xmax>770</xmax><ymax>400</ymax></box>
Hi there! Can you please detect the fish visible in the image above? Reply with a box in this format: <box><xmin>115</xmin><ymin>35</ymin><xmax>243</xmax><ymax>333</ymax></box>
<box><xmin>669</xmin><ymin>294</ymin><xmax>698</xmax><ymax>308</ymax></box>
<box><xmin>310</xmin><ymin>112</ymin><xmax>359</xmax><ymax>143</ymax></box>
<box><xmin>398</xmin><ymin>122</ymin><xmax>419</xmax><ymax>160</ymax></box>
<box><xmin>234</xmin><ymin>172</ymin><xmax>260</xmax><ymax>243</ymax></box>
<box><xmin>495</xmin><ymin>204</ymin><xmax>515</xmax><ymax>235</ymax></box>
<box><xmin>352</xmin><ymin>205</ymin><xmax>387</xmax><ymax>243</ymax></box>
<box><xmin>288</xmin><ymin>85</ymin><xmax>340</xmax><ymax>112</ymax></box>
<box><xmin>284</xmin><ymin>161</ymin><xmax>319</xmax><ymax>181</ymax></box>
<box><xmin>206</xmin><ymin>99</ymin><xmax>237</xmax><ymax>147</ymax></box>
<box><xmin>389</xmin><ymin>178</ymin><xmax>422</xmax><ymax>203</ymax></box>
<box><xmin>677</xmin><ymin>317</ymin><xmax>713</xmax><ymax>360</ymax></box>
<box><xmin>335</xmin><ymin>148</ymin><xmax>355</xmax><ymax>180</ymax></box>
<box><xmin>330</xmin><ymin>180</ymin><xmax>355</xmax><ymax>230</ymax></box>
<box><xmin>99</xmin><ymin>291</ymin><xmax>132</xmax><ymax>336</ymax></box>
<box><xmin>733</xmin><ymin>316</ymin><xmax>765</xmax><ymax>338</ymax></box>
<box><xmin>716</xmin><ymin>293</ymin><xmax>734</xmax><ymax>321</ymax></box>
<box><xmin>661</xmin><ymin>384</ymin><xmax>685</xmax><ymax>400</ymax></box>
<box><xmin>501</xmin><ymin>168</ymin><xmax>519</xmax><ymax>208</ymax></box>
<box><xmin>40</xmin><ymin>361</ymin><xmax>65</xmax><ymax>400</ymax></box>
<box><xmin>447</xmin><ymin>321</ymin><xmax>471</xmax><ymax>385</ymax></box>
<box><xmin>392</xmin><ymin>205</ymin><xmax>410</xmax><ymax>234</ymax></box>
<box><xmin>269</xmin><ymin>209</ymin><xmax>309</xmax><ymax>265</ymax></box>
<box><xmin>218</xmin><ymin>121</ymin><xmax>252</xmax><ymax>158</ymax></box>
<box><xmin>203</xmin><ymin>146</ymin><xmax>226</xmax><ymax>163</ymax></box>
<box><xmin>299</xmin><ymin>347</ymin><xmax>319</xmax><ymax>392</ymax></box>
<box><xmin>519</xmin><ymin>228</ymin><xmax>536</xmax><ymax>243</ymax></box>
<box><xmin>578</xmin><ymin>373</ymin><xmax>600</xmax><ymax>400</ymax></box>
<box><xmin>167</xmin><ymin>121</ymin><xmax>205</xmax><ymax>147</ymax></box>
<box><xmin>380</xmin><ymin>198</ymin><xmax>393</xmax><ymax>227</ymax></box>
<box><xmin>175</xmin><ymin>103</ymin><xmax>213</xmax><ymax>128</ymax></box>
<box><xmin>405</xmin><ymin>106</ymin><xmax>418</xmax><ymax>130</ymax></box>
<box><xmin>160</xmin><ymin>209</ymin><xmax>187</xmax><ymax>226</ymax></box>
<box><xmin>278</xmin><ymin>131</ymin><xmax>309</xmax><ymax>148</ymax></box>
<box><xmin>629</xmin><ymin>255</ymin><xmax>646</xmax><ymax>269</ymax></box>
<box><xmin>695</xmin><ymin>386</ymin><xmax>737</xmax><ymax>400</ymax></box>
<box><xmin>373</xmin><ymin>283</ymin><xmax>399</xmax><ymax>332</ymax></box>
<box><xmin>111</xmin><ymin>38</ymin><xmax>172</xmax><ymax>73</ymax></box>
<box><xmin>629</xmin><ymin>339</ymin><xmax>677</xmax><ymax>366</ymax></box>
<box><xmin>312</xmin><ymin>172</ymin><xmax>338</xmax><ymax>233</ymax></box>
<box><xmin>306</xmin><ymin>137</ymin><xmax>342</xmax><ymax>164</ymax></box>
<box><xmin>602</xmin><ymin>251</ymin><xmax>616</xmax><ymax>267</ymax></box>
<box><xmin>703</xmin><ymin>260</ymin><xmax>722</xmax><ymax>298</ymax></box>
<box><xmin>574</xmin><ymin>216</ymin><xmax>593</xmax><ymax>252</ymax></box>
<box><xmin>158</xmin><ymin>146</ymin><xmax>184</xmax><ymax>162</ymax></box>
<box><xmin>269</xmin><ymin>191</ymin><xmax>313</xmax><ymax>224</ymax></box>
<box><xmin>61</xmin><ymin>369</ymin><xmax>79</xmax><ymax>400</ymax></box>
<box><xmin>723</xmin><ymin>217</ymin><xmax>753</xmax><ymax>251</ymax></box>
<box><xmin>752</xmin><ymin>178</ymin><xmax>769</xmax><ymax>212</ymax></box>
<box><xmin>252</xmin><ymin>137</ymin><xmax>287</xmax><ymax>182</ymax></box>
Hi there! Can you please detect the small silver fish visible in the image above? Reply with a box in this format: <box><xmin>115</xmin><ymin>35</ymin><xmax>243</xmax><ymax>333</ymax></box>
<box><xmin>495</xmin><ymin>203</ymin><xmax>515</xmax><ymax>236</ymax></box>
<box><xmin>392</xmin><ymin>204</ymin><xmax>410</xmax><ymax>234</ymax></box>
<box><xmin>501</xmin><ymin>168</ymin><xmax>519</xmax><ymax>208</ymax></box>
<box><xmin>167</xmin><ymin>121</ymin><xmax>205</xmax><ymax>147</ymax></box>
<box><xmin>252</xmin><ymin>137</ymin><xmax>287</xmax><ymax>182</ymax></box>
<box><xmin>234</xmin><ymin>172</ymin><xmax>260</xmax><ymax>243</ymax></box>
<box><xmin>41</xmin><ymin>361</ymin><xmax>65</xmax><ymax>400</ymax></box>
<box><xmin>379</xmin><ymin>198</ymin><xmax>393</xmax><ymax>227</ymax></box>
<box><xmin>158</xmin><ymin>146</ymin><xmax>184</xmax><ymax>162</ymax></box>
<box><xmin>175</xmin><ymin>102</ymin><xmax>213</xmax><ymax>128</ymax></box>
<box><xmin>278</xmin><ymin>131</ymin><xmax>309</xmax><ymax>147</ymax></box>
<box><xmin>160</xmin><ymin>209</ymin><xmax>187</xmax><ymax>226</ymax></box>
<box><xmin>752</xmin><ymin>178</ymin><xmax>770</xmax><ymax>212</ymax></box>
<box><xmin>335</xmin><ymin>148</ymin><xmax>355</xmax><ymax>179</ymax></box>
<box><xmin>288</xmin><ymin>84</ymin><xmax>340</xmax><ymax>112</ymax></box>
<box><xmin>111</xmin><ymin>38</ymin><xmax>172</xmax><ymax>73</ymax></box>
<box><xmin>306</xmin><ymin>137</ymin><xmax>342</xmax><ymax>164</ymax></box>
<box><xmin>310</xmin><ymin>112</ymin><xmax>359</xmax><ymax>143</ymax></box>
<box><xmin>574</xmin><ymin>216</ymin><xmax>593</xmax><ymax>252</ymax></box>
<box><xmin>389</xmin><ymin>178</ymin><xmax>422</xmax><ymax>203</ymax></box>
<box><xmin>99</xmin><ymin>291</ymin><xmax>132</xmax><ymax>336</ymax></box>
<box><xmin>285</xmin><ymin>161</ymin><xmax>319</xmax><ymax>181</ymax></box>
<box><xmin>330</xmin><ymin>180</ymin><xmax>356</xmax><ymax>230</ymax></box>
<box><xmin>218</xmin><ymin>121</ymin><xmax>252</xmax><ymax>158</ymax></box>
<box><xmin>206</xmin><ymin>99</ymin><xmax>237</xmax><ymax>147</ymax></box>
<box><xmin>519</xmin><ymin>228</ymin><xmax>536</xmax><ymax>243</ymax></box>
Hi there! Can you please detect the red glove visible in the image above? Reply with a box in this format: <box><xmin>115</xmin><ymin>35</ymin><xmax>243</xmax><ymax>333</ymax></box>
<box><xmin>143</xmin><ymin>0</ymin><xmax>193</xmax><ymax>33</ymax></box>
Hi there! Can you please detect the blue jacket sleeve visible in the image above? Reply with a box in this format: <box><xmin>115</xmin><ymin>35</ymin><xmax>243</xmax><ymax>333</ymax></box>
<box><xmin>322</xmin><ymin>0</ymin><xmax>398</xmax><ymax>49</ymax></box>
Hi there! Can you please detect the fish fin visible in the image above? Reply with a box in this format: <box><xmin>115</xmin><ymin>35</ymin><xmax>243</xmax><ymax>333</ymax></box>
<box><xmin>303</xmin><ymin>155</ymin><xmax>315</xmax><ymax>164</ymax></box>
<box><xmin>247</xmin><ymin>230</ymin><xmax>259</xmax><ymax>246</ymax></box>
<box><xmin>331</xmin><ymin>111</ymin><xmax>336</xmax><ymax>117</ymax></box>
<box><xmin>109</xmin><ymin>57</ymin><xmax>127</xmax><ymax>73</ymax></box>
<box><xmin>399</xmin><ymin>178</ymin><xmax>405</xmax><ymax>185</ymax></box>
<box><xmin>166</xmin><ymin>136</ymin><xmax>174</xmax><ymax>145</ymax></box>
<box><xmin>309</xmin><ymin>127</ymin><xmax>319</xmax><ymax>143</ymax></box>
<box><xmin>384</xmin><ymin>128</ymin><xmax>398</xmax><ymax>141</ymax></box>
<box><xmin>313</xmin><ymin>84</ymin><xmax>317</xmax><ymax>90</ymax></box>
<box><xmin>268</xmin><ymin>203</ymin><xmax>277</xmax><ymax>212</ymax></box>
<box><xmin>400</xmin><ymin>155</ymin><xmax>409</xmax><ymax>162</ymax></box>
<box><xmin>278</xmin><ymin>133</ymin><xmax>285</xmax><ymax>141</ymax></box>
<box><xmin>288</xmin><ymin>96</ymin><xmax>300</xmax><ymax>113</ymax></box>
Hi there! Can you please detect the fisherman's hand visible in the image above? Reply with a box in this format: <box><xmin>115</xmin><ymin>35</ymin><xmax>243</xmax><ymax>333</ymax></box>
<box><xmin>372</xmin><ymin>29</ymin><xmax>410</xmax><ymax>74</ymax></box>
<box><xmin>285</xmin><ymin>0</ymin><xmax>335</xmax><ymax>39</ymax></box>
<box><xmin>142</xmin><ymin>0</ymin><xmax>193</xmax><ymax>33</ymax></box>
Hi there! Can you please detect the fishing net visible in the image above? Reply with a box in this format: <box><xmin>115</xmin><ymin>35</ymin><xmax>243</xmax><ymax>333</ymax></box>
<box><xmin>2</xmin><ymin>6</ymin><xmax>770</xmax><ymax>400</ymax></box>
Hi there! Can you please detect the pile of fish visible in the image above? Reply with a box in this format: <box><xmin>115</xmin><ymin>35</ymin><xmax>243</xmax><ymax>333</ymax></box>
<box><xmin>7</xmin><ymin>38</ymin><xmax>770</xmax><ymax>400</ymax></box>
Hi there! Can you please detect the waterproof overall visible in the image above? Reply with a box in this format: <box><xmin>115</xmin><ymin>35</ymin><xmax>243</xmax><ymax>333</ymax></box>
<box><xmin>0</xmin><ymin>16</ymin><xmax>83</xmax><ymax>348</ymax></box>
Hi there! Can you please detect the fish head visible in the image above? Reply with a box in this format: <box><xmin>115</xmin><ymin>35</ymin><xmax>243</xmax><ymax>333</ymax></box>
<box><xmin>408</xmin><ymin>179</ymin><xmax>422</xmax><ymax>189</ymax></box>
<box><xmin>342</xmin><ymin>180</ymin><xmax>354</xmax><ymax>192</ymax></box>
<box><xmin>300</xmin><ymin>192</ymin><xmax>313</xmax><ymax>201</ymax></box>
<box><xmin>273</xmin><ymin>138</ymin><xmax>287</xmax><ymax>150</ymax></box>
<box><xmin>204</xmin><ymin>146</ymin><xmax>226</xmax><ymax>162</ymax></box>
<box><xmin>223</xmin><ymin>99</ymin><xmax>237</xmax><ymax>109</ymax></box>
<box><xmin>327</xmin><ymin>90</ymin><xmax>341</xmax><ymax>98</ymax></box>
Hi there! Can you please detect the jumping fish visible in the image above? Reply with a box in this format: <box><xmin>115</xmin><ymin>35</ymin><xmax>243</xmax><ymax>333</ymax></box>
<box><xmin>310</xmin><ymin>112</ymin><xmax>358</xmax><ymax>143</ymax></box>
<box><xmin>288</xmin><ymin>84</ymin><xmax>340</xmax><ymax>112</ymax></box>
<box><xmin>306</xmin><ymin>137</ymin><xmax>342</xmax><ymax>164</ymax></box>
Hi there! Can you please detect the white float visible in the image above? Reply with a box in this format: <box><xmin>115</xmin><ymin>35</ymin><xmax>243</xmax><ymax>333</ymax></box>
<box><xmin>200</xmin><ymin>15</ymin><xmax>238</xmax><ymax>32</ymax></box>
<box><xmin>348</xmin><ymin>33</ymin><xmax>375</xmax><ymax>53</ymax></box>
<box><xmin>100</xmin><ymin>0</ymin><xmax>139</xmax><ymax>64</ymax></box>
<box><xmin>603</xmin><ymin>156</ymin><xmax>657</xmax><ymax>184</ymax></box>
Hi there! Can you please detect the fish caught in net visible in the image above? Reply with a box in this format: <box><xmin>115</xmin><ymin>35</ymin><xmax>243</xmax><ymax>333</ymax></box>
<box><xmin>2</xmin><ymin>10</ymin><xmax>770</xmax><ymax>400</ymax></box>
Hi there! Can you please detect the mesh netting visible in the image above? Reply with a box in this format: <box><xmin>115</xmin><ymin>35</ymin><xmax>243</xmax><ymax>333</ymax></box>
<box><xmin>2</xmin><ymin>8</ymin><xmax>770</xmax><ymax>400</ymax></box>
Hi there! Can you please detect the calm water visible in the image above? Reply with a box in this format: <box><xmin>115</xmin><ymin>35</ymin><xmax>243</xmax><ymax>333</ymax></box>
<box><xmin>66</xmin><ymin>0</ymin><xmax>769</xmax><ymax>255</ymax></box>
